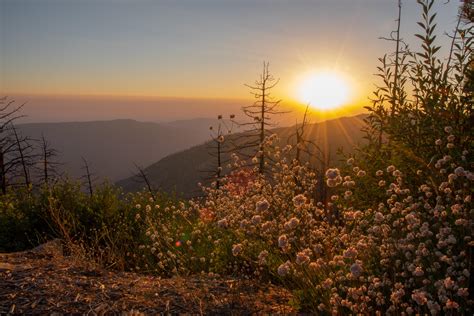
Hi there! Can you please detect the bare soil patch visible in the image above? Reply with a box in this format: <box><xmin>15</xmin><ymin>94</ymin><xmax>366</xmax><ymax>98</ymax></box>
<box><xmin>0</xmin><ymin>241</ymin><xmax>295</xmax><ymax>315</ymax></box>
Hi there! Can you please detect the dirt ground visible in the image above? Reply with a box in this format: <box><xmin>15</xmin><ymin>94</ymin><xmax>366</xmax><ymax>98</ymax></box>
<box><xmin>0</xmin><ymin>241</ymin><xmax>295</xmax><ymax>315</ymax></box>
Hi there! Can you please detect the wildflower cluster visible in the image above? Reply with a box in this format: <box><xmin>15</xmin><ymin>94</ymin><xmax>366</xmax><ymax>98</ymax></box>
<box><xmin>155</xmin><ymin>133</ymin><xmax>472</xmax><ymax>314</ymax></box>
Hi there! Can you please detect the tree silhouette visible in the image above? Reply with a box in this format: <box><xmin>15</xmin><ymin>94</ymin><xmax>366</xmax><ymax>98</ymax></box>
<box><xmin>39</xmin><ymin>134</ymin><xmax>61</xmax><ymax>187</ymax></box>
<box><xmin>0</xmin><ymin>97</ymin><xmax>25</xmax><ymax>194</ymax></box>
<box><xmin>203</xmin><ymin>114</ymin><xmax>234</xmax><ymax>190</ymax></box>
<box><xmin>11</xmin><ymin>124</ymin><xmax>36</xmax><ymax>188</ymax></box>
<box><xmin>81</xmin><ymin>157</ymin><xmax>97</xmax><ymax>198</ymax></box>
<box><xmin>233</xmin><ymin>62</ymin><xmax>287</xmax><ymax>174</ymax></box>
<box><xmin>133</xmin><ymin>163</ymin><xmax>156</xmax><ymax>202</ymax></box>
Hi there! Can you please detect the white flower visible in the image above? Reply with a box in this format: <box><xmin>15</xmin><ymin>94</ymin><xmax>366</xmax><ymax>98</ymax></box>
<box><xmin>343</xmin><ymin>247</ymin><xmax>358</xmax><ymax>259</ymax></box>
<box><xmin>256</xmin><ymin>199</ymin><xmax>270</xmax><ymax>212</ymax></box>
<box><xmin>454</xmin><ymin>166</ymin><xmax>465</xmax><ymax>177</ymax></box>
<box><xmin>232</xmin><ymin>243</ymin><xmax>243</xmax><ymax>256</ymax></box>
<box><xmin>284</xmin><ymin>217</ymin><xmax>299</xmax><ymax>230</ymax></box>
<box><xmin>444</xmin><ymin>277</ymin><xmax>454</xmax><ymax>289</ymax></box>
<box><xmin>296</xmin><ymin>251</ymin><xmax>310</xmax><ymax>265</ymax></box>
<box><xmin>277</xmin><ymin>261</ymin><xmax>291</xmax><ymax>276</ymax></box>
<box><xmin>374</xmin><ymin>212</ymin><xmax>384</xmax><ymax>222</ymax></box>
<box><xmin>350</xmin><ymin>261</ymin><xmax>363</xmax><ymax>277</ymax></box>
<box><xmin>322</xmin><ymin>278</ymin><xmax>333</xmax><ymax>289</ymax></box>
<box><xmin>413</xmin><ymin>267</ymin><xmax>424</xmax><ymax>277</ymax></box>
<box><xmin>278</xmin><ymin>234</ymin><xmax>288</xmax><ymax>248</ymax></box>
<box><xmin>326</xmin><ymin>178</ymin><xmax>338</xmax><ymax>187</ymax></box>
<box><xmin>411</xmin><ymin>290</ymin><xmax>428</xmax><ymax>305</ymax></box>
<box><xmin>217</xmin><ymin>218</ymin><xmax>228</xmax><ymax>228</ymax></box>
<box><xmin>357</xmin><ymin>170</ymin><xmax>366</xmax><ymax>177</ymax></box>
<box><xmin>251</xmin><ymin>215</ymin><xmax>262</xmax><ymax>225</ymax></box>
<box><xmin>325</xmin><ymin>168</ymin><xmax>340</xmax><ymax>180</ymax></box>
<box><xmin>292</xmin><ymin>194</ymin><xmax>306</xmax><ymax>207</ymax></box>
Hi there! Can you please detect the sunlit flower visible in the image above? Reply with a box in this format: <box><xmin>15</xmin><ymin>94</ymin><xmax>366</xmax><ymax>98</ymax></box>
<box><xmin>292</xmin><ymin>194</ymin><xmax>306</xmax><ymax>207</ymax></box>
<box><xmin>296</xmin><ymin>250</ymin><xmax>311</xmax><ymax>265</ymax></box>
<box><xmin>411</xmin><ymin>290</ymin><xmax>427</xmax><ymax>305</ymax></box>
<box><xmin>284</xmin><ymin>217</ymin><xmax>299</xmax><ymax>230</ymax></box>
<box><xmin>343</xmin><ymin>247</ymin><xmax>358</xmax><ymax>259</ymax></box>
<box><xmin>232</xmin><ymin>243</ymin><xmax>243</xmax><ymax>256</ymax></box>
<box><xmin>278</xmin><ymin>234</ymin><xmax>288</xmax><ymax>248</ymax></box>
<box><xmin>217</xmin><ymin>218</ymin><xmax>228</xmax><ymax>228</ymax></box>
<box><xmin>325</xmin><ymin>168</ymin><xmax>340</xmax><ymax>180</ymax></box>
<box><xmin>251</xmin><ymin>215</ymin><xmax>262</xmax><ymax>225</ymax></box>
<box><xmin>256</xmin><ymin>199</ymin><xmax>270</xmax><ymax>212</ymax></box>
<box><xmin>277</xmin><ymin>261</ymin><xmax>291</xmax><ymax>276</ymax></box>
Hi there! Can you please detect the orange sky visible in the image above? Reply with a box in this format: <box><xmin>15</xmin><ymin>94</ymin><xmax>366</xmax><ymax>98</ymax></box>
<box><xmin>1</xmin><ymin>0</ymin><xmax>460</xmax><ymax>122</ymax></box>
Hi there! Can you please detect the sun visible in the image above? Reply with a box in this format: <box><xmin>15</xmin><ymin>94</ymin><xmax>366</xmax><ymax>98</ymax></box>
<box><xmin>297</xmin><ymin>71</ymin><xmax>351</xmax><ymax>110</ymax></box>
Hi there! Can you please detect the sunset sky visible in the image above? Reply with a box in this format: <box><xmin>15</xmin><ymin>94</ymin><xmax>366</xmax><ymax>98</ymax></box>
<box><xmin>0</xmin><ymin>0</ymin><xmax>461</xmax><ymax>122</ymax></box>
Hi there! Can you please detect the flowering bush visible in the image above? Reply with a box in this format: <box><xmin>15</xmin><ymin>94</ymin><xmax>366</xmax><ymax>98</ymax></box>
<box><xmin>158</xmin><ymin>131</ymin><xmax>470</xmax><ymax>314</ymax></box>
<box><xmin>135</xmin><ymin>2</ymin><xmax>473</xmax><ymax>313</ymax></box>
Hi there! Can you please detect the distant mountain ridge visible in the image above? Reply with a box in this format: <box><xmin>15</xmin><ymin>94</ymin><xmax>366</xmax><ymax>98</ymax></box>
<box><xmin>117</xmin><ymin>114</ymin><xmax>368</xmax><ymax>197</ymax></box>
<box><xmin>17</xmin><ymin>118</ymin><xmax>221</xmax><ymax>181</ymax></box>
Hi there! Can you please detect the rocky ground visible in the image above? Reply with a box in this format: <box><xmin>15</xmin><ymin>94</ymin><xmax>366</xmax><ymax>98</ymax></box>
<box><xmin>0</xmin><ymin>241</ymin><xmax>295</xmax><ymax>315</ymax></box>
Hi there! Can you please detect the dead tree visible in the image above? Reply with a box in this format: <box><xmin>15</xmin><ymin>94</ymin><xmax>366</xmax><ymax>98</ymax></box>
<box><xmin>233</xmin><ymin>62</ymin><xmax>287</xmax><ymax>174</ymax></box>
<box><xmin>11</xmin><ymin>124</ymin><xmax>36</xmax><ymax>188</ymax></box>
<box><xmin>287</xmin><ymin>104</ymin><xmax>318</xmax><ymax>164</ymax></box>
<box><xmin>134</xmin><ymin>163</ymin><xmax>156</xmax><ymax>202</ymax></box>
<box><xmin>203</xmin><ymin>114</ymin><xmax>235</xmax><ymax>190</ymax></box>
<box><xmin>0</xmin><ymin>97</ymin><xmax>25</xmax><ymax>194</ymax></box>
<box><xmin>81</xmin><ymin>157</ymin><xmax>96</xmax><ymax>198</ymax></box>
<box><xmin>39</xmin><ymin>134</ymin><xmax>61</xmax><ymax>187</ymax></box>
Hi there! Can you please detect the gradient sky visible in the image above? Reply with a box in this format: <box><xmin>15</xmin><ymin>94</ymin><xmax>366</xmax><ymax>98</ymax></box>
<box><xmin>0</xmin><ymin>0</ymin><xmax>462</xmax><ymax>120</ymax></box>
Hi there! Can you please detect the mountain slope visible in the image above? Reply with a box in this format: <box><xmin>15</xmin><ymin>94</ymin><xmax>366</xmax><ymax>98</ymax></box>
<box><xmin>117</xmin><ymin>114</ymin><xmax>368</xmax><ymax>197</ymax></box>
<box><xmin>17</xmin><ymin>119</ymin><xmax>218</xmax><ymax>181</ymax></box>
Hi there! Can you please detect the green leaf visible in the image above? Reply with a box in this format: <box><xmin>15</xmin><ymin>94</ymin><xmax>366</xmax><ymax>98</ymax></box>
<box><xmin>415</xmin><ymin>34</ymin><xmax>425</xmax><ymax>41</ymax></box>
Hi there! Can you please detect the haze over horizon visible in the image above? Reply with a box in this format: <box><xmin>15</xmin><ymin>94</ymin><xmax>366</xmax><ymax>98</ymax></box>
<box><xmin>1</xmin><ymin>0</ymin><xmax>460</xmax><ymax>123</ymax></box>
